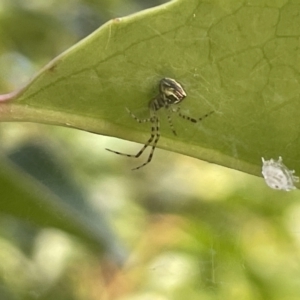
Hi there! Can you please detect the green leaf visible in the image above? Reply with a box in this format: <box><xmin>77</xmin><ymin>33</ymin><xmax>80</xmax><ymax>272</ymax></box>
<box><xmin>0</xmin><ymin>0</ymin><xmax>299</xmax><ymax>182</ymax></box>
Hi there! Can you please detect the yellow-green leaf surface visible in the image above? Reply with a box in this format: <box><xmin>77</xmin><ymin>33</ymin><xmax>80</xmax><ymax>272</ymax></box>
<box><xmin>0</xmin><ymin>0</ymin><xmax>299</xmax><ymax>180</ymax></box>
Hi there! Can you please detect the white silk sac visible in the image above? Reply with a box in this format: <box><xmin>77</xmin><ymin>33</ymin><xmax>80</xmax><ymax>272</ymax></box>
<box><xmin>261</xmin><ymin>157</ymin><xmax>299</xmax><ymax>191</ymax></box>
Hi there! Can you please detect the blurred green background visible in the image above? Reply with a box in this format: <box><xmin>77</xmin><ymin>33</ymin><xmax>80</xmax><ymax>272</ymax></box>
<box><xmin>1</xmin><ymin>1</ymin><xmax>300</xmax><ymax>300</ymax></box>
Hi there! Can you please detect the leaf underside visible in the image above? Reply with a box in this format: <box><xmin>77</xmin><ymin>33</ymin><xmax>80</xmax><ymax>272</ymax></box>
<box><xmin>1</xmin><ymin>0</ymin><xmax>299</xmax><ymax>183</ymax></box>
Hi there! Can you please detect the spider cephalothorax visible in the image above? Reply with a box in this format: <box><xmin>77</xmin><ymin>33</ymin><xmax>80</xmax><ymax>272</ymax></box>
<box><xmin>106</xmin><ymin>78</ymin><xmax>213</xmax><ymax>170</ymax></box>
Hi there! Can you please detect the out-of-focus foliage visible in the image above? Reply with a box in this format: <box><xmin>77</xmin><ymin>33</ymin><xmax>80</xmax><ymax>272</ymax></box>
<box><xmin>1</xmin><ymin>1</ymin><xmax>300</xmax><ymax>300</ymax></box>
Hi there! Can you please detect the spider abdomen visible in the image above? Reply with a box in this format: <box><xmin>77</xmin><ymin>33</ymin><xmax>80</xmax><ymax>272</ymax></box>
<box><xmin>159</xmin><ymin>77</ymin><xmax>186</xmax><ymax>105</ymax></box>
<box><xmin>150</xmin><ymin>78</ymin><xmax>187</xmax><ymax>111</ymax></box>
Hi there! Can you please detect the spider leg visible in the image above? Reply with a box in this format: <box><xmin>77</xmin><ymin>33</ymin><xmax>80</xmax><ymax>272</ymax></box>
<box><xmin>164</xmin><ymin>104</ymin><xmax>177</xmax><ymax>136</ymax></box>
<box><xmin>173</xmin><ymin>107</ymin><xmax>214</xmax><ymax>123</ymax></box>
<box><xmin>126</xmin><ymin>107</ymin><xmax>152</xmax><ymax>123</ymax></box>
<box><xmin>132</xmin><ymin>116</ymin><xmax>160</xmax><ymax>170</ymax></box>
<box><xmin>105</xmin><ymin>119</ymin><xmax>156</xmax><ymax>158</ymax></box>
<box><xmin>198</xmin><ymin>110</ymin><xmax>214</xmax><ymax>121</ymax></box>
<box><xmin>172</xmin><ymin>107</ymin><xmax>197</xmax><ymax>123</ymax></box>
<box><xmin>105</xmin><ymin>116</ymin><xmax>159</xmax><ymax>170</ymax></box>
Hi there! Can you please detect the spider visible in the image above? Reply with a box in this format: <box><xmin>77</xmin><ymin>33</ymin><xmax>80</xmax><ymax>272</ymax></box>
<box><xmin>106</xmin><ymin>78</ymin><xmax>214</xmax><ymax>170</ymax></box>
